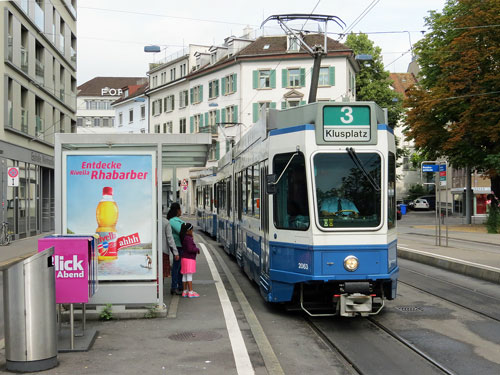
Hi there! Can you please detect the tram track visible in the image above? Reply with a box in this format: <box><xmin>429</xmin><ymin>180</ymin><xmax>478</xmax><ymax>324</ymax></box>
<box><xmin>306</xmin><ymin>315</ymin><xmax>454</xmax><ymax>375</ymax></box>
<box><xmin>399</xmin><ymin>266</ymin><xmax>500</xmax><ymax>323</ymax></box>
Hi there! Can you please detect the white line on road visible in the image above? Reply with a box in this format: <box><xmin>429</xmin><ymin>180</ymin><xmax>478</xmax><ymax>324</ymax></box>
<box><xmin>200</xmin><ymin>243</ymin><xmax>254</xmax><ymax>375</ymax></box>
<box><xmin>398</xmin><ymin>246</ymin><xmax>500</xmax><ymax>272</ymax></box>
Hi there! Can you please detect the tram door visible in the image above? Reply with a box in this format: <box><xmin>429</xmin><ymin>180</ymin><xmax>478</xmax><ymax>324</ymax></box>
<box><xmin>260</xmin><ymin>161</ymin><xmax>270</xmax><ymax>276</ymax></box>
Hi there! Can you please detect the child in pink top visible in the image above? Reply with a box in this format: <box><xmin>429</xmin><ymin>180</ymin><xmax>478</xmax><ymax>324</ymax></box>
<box><xmin>180</xmin><ymin>223</ymin><xmax>200</xmax><ymax>298</ymax></box>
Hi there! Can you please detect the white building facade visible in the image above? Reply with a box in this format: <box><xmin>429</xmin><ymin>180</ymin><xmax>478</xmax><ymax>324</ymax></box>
<box><xmin>145</xmin><ymin>33</ymin><xmax>358</xmax><ymax>213</ymax></box>
<box><xmin>111</xmin><ymin>84</ymin><xmax>148</xmax><ymax>133</ymax></box>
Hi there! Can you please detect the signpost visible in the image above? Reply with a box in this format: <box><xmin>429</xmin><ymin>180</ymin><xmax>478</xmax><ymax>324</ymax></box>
<box><xmin>7</xmin><ymin>167</ymin><xmax>19</xmax><ymax>187</ymax></box>
<box><xmin>421</xmin><ymin>161</ymin><xmax>448</xmax><ymax>246</ymax></box>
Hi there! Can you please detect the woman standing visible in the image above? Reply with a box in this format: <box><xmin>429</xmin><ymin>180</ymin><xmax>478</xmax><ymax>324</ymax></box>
<box><xmin>167</xmin><ymin>202</ymin><xmax>185</xmax><ymax>295</ymax></box>
<box><xmin>162</xmin><ymin>205</ymin><xmax>178</xmax><ymax>279</ymax></box>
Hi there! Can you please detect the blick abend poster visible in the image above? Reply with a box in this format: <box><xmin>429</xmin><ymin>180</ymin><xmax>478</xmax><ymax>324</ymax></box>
<box><xmin>63</xmin><ymin>151</ymin><xmax>156</xmax><ymax>281</ymax></box>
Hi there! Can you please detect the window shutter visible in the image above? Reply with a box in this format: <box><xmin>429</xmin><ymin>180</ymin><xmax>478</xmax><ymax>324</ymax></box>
<box><xmin>190</xmin><ymin>88</ymin><xmax>193</xmax><ymax>103</ymax></box>
<box><xmin>270</xmin><ymin>102</ymin><xmax>276</xmax><ymax>109</ymax></box>
<box><xmin>329</xmin><ymin>66</ymin><xmax>335</xmax><ymax>86</ymax></box>
<box><xmin>233</xmin><ymin>105</ymin><xmax>238</xmax><ymax>123</ymax></box>
<box><xmin>216</xmin><ymin>109</ymin><xmax>220</xmax><ymax>126</ymax></box>
<box><xmin>300</xmin><ymin>68</ymin><xmax>306</xmax><ymax>87</ymax></box>
<box><xmin>282</xmin><ymin>69</ymin><xmax>287</xmax><ymax>88</ymax></box>
<box><xmin>281</xmin><ymin>101</ymin><xmax>287</xmax><ymax>109</ymax></box>
<box><xmin>199</xmin><ymin>85</ymin><xmax>203</xmax><ymax>102</ymax></box>
<box><xmin>205</xmin><ymin>112</ymin><xmax>209</xmax><ymax>128</ymax></box>
<box><xmin>221</xmin><ymin>77</ymin><xmax>226</xmax><ymax>95</ymax></box>
<box><xmin>300</xmin><ymin>100</ymin><xmax>306</xmax><ymax>106</ymax></box>
<box><xmin>190</xmin><ymin>116</ymin><xmax>194</xmax><ymax>133</ymax></box>
<box><xmin>221</xmin><ymin>108</ymin><xmax>226</xmax><ymax>123</ymax></box>
<box><xmin>215</xmin><ymin>80</ymin><xmax>219</xmax><ymax>97</ymax></box>
<box><xmin>232</xmin><ymin>73</ymin><xmax>237</xmax><ymax>93</ymax></box>
<box><xmin>252</xmin><ymin>70</ymin><xmax>258</xmax><ymax>89</ymax></box>
<box><xmin>252</xmin><ymin>103</ymin><xmax>259</xmax><ymax>123</ymax></box>
<box><xmin>216</xmin><ymin>141</ymin><xmax>220</xmax><ymax>160</ymax></box>
<box><xmin>270</xmin><ymin>70</ymin><xmax>276</xmax><ymax>88</ymax></box>
<box><xmin>200</xmin><ymin>113</ymin><xmax>204</xmax><ymax>127</ymax></box>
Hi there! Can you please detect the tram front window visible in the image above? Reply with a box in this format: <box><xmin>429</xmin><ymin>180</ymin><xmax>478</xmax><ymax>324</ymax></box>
<box><xmin>314</xmin><ymin>152</ymin><xmax>381</xmax><ymax>229</ymax></box>
<box><xmin>273</xmin><ymin>152</ymin><xmax>310</xmax><ymax>230</ymax></box>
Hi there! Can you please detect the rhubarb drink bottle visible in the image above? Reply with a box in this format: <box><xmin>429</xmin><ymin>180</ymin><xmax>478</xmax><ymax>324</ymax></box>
<box><xmin>96</xmin><ymin>187</ymin><xmax>119</xmax><ymax>261</ymax></box>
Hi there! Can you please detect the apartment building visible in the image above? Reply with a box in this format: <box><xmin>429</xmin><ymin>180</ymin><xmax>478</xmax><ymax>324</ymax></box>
<box><xmin>146</xmin><ymin>32</ymin><xmax>358</xmax><ymax>213</ymax></box>
<box><xmin>147</xmin><ymin>33</ymin><xmax>358</xmax><ymax>162</ymax></box>
<box><xmin>76</xmin><ymin>76</ymin><xmax>147</xmax><ymax>133</ymax></box>
<box><xmin>1</xmin><ymin>0</ymin><xmax>77</xmax><ymax>239</ymax></box>
<box><xmin>111</xmin><ymin>82</ymin><xmax>149</xmax><ymax>134</ymax></box>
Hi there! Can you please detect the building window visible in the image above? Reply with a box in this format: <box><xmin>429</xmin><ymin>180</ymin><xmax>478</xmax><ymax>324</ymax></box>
<box><xmin>119</xmin><ymin>113</ymin><xmax>123</xmax><ymax>126</ymax></box>
<box><xmin>319</xmin><ymin>67</ymin><xmax>329</xmax><ymax>86</ymax></box>
<box><xmin>180</xmin><ymin>63</ymin><xmax>186</xmax><ymax>77</ymax></box>
<box><xmin>103</xmin><ymin>118</ymin><xmax>109</xmax><ymax>127</ymax></box>
<box><xmin>288</xmin><ymin>68</ymin><xmax>300</xmax><ymax>87</ymax></box>
<box><xmin>129</xmin><ymin>109</ymin><xmax>133</xmax><ymax>123</ymax></box>
<box><xmin>94</xmin><ymin>118</ymin><xmax>100</xmax><ymax>127</ymax></box>
<box><xmin>225</xmin><ymin>105</ymin><xmax>235</xmax><ymax>123</ymax></box>
<box><xmin>259</xmin><ymin>70</ymin><xmax>270</xmax><ymax>88</ymax></box>
<box><xmin>167</xmin><ymin>121</ymin><xmax>173</xmax><ymax>134</ymax></box>
<box><xmin>223</xmin><ymin>74</ymin><xmax>236</xmax><ymax>95</ymax></box>
<box><xmin>166</xmin><ymin>95</ymin><xmax>175</xmax><ymax>112</ymax></box>
<box><xmin>288</xmin><ymin>36</ymin><xmax>300</xmax><ymax>52</ymax></box>
<box><xmin>154</xmin><ymin>124</ymin><xmax>160</xmax><ymax>133</ymax></box>
<box><xmin>141</xmin><ymin>105</ymin><xmax>146</xmax><ymax>119</ymax></box>
<box><xmin>209</xmin><ymin>79</ymin><xmax>219</xmax><ymax>99</ymax></box>
<box><xmin>193</xmin><ymin>114</ymin><xmax>202</xmax><ymax>133</ymax></box>
<box><xmin>179</xmin><ymin>118</ymin><xmax>186</xmax><ymax>133</ymax></box>
<box><xmin>192</xmin><ymin>85</ymin><xmax>203</xmax><ymax>104</ymax></box>
<box><xmin>170</xmin><ymin>68</ymin><xmax>176</xmax><ymax>81</ymax></box>
<box><xmin>288</xmin><ymin>100</ymin><xmax>300</xmax><ymax>108</ymax></box>
<box><xmin>152</xmin><ymin>99</ymin><xmax>162</xmax><ymax>115</ymax></box>
<box><xmin>179</xmin><ymin>90</ymin><xmax>189</xmax><ymax>108</ymax></box>
<box><xmin>77</xmin><ymin>118</ymin><xmax>83</xmax><ymax>127</ymax></box>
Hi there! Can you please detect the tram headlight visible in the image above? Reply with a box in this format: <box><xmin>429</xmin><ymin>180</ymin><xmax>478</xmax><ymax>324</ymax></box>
<box><xmin>343</xmin><ymin>255</ymin><xmax>359</xmax><ymax>272</ymax></box>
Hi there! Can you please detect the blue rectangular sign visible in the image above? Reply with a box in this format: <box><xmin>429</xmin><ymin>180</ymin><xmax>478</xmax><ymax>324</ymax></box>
<box><xmin>422</xmin><ymin>164</ymin><xmax>439</xmax><ymax>172</ymax></box>
<box><xmin>439</xmin><ymin>164</ymin><xmax>446</xmax><ymax>171</ymax></box>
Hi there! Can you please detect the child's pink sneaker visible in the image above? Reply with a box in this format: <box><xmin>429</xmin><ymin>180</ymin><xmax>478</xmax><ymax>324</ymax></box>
<box><xmin>182</xmin><ymin>290</ymin><xmax>188</xmax><ymax>298</ymax></box>
<box><xmin>188</xmin><ymin>291</ymin><xmax>200</xmax><ymax>298</ymax></box>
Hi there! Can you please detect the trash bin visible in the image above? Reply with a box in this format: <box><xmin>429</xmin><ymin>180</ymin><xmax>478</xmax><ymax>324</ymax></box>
<box><xmin>2</xmin><ymin>247</ymin><xmax>57</xmax><ymax>372</ymax></box>
<box><xmin>400</xmin><ymin>204</ymin><xmax>407</xmax><ymax>215</ymax></box>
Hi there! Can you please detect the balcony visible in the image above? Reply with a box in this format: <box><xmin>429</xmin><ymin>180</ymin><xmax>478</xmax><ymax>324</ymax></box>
<box><xmin>35</xmin><ymin>116</ymin><xmax>44</xmax><ymax>139</ymax></box>
<box><xmin>34</xmin><ymin>2</ymin><xmax>44</xmax><ymax>31</ymax></box>
<box><xmin>199</xmin><ymin>125</ymin><xmax>218</xmax><ymax>135</ymax></box>
<box><xmin>20</xmin><ymin>0</ymin><xmax>28</xmax><ymax>13</ymax></box>
<box><xmin>7</xmin><ymin>101</ymin><xmax>13</xmax><ymax>128</ymax></box>
<box><xmin>21</xmin><ymin>48</ymin><xmax>28</xmax><ymax>74</ymax></box>
<box><xmin>7</xmin><ymin>35</ymin><xmax>13</xmax><ymax>62</ymax></box>
<box><xmin>59</xmin><ymin>34</ymin><xmax>65</xmax><ymax>53</ymax></box>
<box><xmin>60</xmin><ymin>88</ymin><xmax>65</xmax><ymax>102</ymax></box>
<box><xmin>21</xmin><ymin>108</ymin><xmax>28</xmax><ymax>133</ymax></box>
<box><xmin>35</xmin><ymin>59</ymin><xmax>44</xmax><ymax>84</ymax></box>
<box><xmin>70</xmin><ymin>47</ymin><xmax>76</xmax><ymax>63</ymax></box>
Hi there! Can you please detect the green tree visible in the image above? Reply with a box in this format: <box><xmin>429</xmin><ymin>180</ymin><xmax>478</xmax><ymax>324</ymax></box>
<box><xmin>345</xmin><ymin>33</ymin><xmax>404</xmax><ymax>129</ymax></box>
<box><xmin>404</xmin><ymin>0</ymin><xmax>500</xmax><ymax>200</ymax></box>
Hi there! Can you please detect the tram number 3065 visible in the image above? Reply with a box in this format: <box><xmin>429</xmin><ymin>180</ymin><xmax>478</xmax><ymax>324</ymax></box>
<box><xmin>298</xmin><ymin>262</ymin><xmax>309</xmax><ymax>270</ymax></box>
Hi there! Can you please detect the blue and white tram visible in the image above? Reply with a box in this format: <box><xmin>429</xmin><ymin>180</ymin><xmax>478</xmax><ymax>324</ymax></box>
<box><xmin>195</xmin><ymin>173</ymin><xmax>217</xmax><ymax>238</ymax></box>
<box><xmin>201</xmin><ymin>102</ymin><xmax>398</xmax><ymax>317</ymax></box>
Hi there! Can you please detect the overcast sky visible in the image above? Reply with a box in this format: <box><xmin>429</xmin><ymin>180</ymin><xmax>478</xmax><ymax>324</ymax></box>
<box><xmin>77</xmin><ymin>0</ymin><xmax>447</xmax><ymax>85</ymax></box>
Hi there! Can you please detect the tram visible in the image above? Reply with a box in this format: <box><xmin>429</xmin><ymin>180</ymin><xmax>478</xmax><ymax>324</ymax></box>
<box><xmin>195</xmin><ymin>102</ymin><xmax>398</xmax><ymax>317</ymax></box>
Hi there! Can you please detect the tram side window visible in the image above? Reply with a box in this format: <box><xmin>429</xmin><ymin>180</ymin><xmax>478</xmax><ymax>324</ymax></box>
<box><xmin>253</xmin><ymin>165</ymin><xmax>260</xmax><ymax>218</ymax></box>
<box><xmin>242</xmin><ymin>170</ymin><xmax>248</xmax><ymax>214</ymax></box>
<box><xmin>273</xmin><ymin>152</ymin><xmax>310</xmax><ymax>230</ymax></box>
<box><xmin>227</xmin><ymin>178</ymin><xmax>231</xmax><ymax>215</ymax></box>
<box><xmin>388</xmin><ymin>152</ymin><xmax>396</xmax><ymax>229</ymax></box>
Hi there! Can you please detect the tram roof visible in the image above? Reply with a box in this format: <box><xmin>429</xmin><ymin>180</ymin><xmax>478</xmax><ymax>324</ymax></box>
<box><xmin>55</xmin><ymin>133</ymin><xmax>212</xmax><ymax>168</ymax></box>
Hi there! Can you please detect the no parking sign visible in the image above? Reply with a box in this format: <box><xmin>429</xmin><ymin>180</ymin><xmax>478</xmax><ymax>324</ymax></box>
<box><xmin>7</xmin><ymin>167</ymin><xmax>19</xmax><ymax>187</ymax></box>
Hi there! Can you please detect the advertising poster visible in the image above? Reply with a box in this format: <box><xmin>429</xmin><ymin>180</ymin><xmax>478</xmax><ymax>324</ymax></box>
<box><xmin>63</xmin><ymin>151</ymin><xmax>156</xmax><ymax>281</ymax></box>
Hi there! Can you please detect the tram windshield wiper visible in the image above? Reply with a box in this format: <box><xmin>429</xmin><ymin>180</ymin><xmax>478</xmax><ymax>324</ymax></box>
<box><xmin>346</xmin><ymin>147</ymin><xmax>381</xmax><ymax>192</ymax></box>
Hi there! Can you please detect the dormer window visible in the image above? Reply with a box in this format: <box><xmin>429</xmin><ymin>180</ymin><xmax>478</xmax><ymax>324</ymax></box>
<box><xmin>263</xmin><ymin>44</ymin><xmax>270</xmax><ymax>50</ymax></box>
<box><xmin>124</xmin><ymin>89</ymin><xmax>129</xmax><ymax>98</ymax></box>
<box><xmin>288</xmin><ymin>36</ymin><xmax>300</xmax><ymax>52</ymax></box>
<box><xmin>211</xmin><ymin>53</ymin><xmax>216</xmax><ymax>64</ymax></box>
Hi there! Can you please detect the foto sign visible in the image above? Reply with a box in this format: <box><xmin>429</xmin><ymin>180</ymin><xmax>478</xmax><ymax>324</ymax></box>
<box><xmin>323</xmin><ymin>105</ymin><xmax>371</xmax><ymax>142</ymax></box>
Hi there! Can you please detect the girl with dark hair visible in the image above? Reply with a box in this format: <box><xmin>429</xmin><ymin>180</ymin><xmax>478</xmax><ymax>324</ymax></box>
<box><xmin>180</xmin><ymin>223</ymin><xmax>200</xmax><ymax>298</ymax></box>
<box><xmin>168</xmin><ymin>202</ymin><xmax>185</xmax><ymax>295</ymax></box>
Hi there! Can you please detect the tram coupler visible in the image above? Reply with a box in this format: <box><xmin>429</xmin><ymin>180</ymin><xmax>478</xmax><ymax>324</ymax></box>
<box><xmin>335</xmin><ymin>293</ymin><xmax>385</xmax><ymax>317</ymax></box>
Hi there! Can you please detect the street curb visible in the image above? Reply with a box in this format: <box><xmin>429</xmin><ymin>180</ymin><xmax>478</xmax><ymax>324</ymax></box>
<box><xmin>398</xmin><ymin>247</ymin><xmax>500</xmax><ymax>285</ymax></box>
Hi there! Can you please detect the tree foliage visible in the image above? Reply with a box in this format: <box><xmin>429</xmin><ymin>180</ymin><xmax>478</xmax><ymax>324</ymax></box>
<box><xmin>345</xmin><ymin>33</ymin><xmax>404</xmax><ymax>129</ymax></box>
<box><xmin>404</xmin><ymin>0</ymin><xmax>500</xmax><ymax>197</ymax></box>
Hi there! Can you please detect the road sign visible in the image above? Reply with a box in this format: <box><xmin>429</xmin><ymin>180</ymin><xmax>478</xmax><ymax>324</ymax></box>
<box><xmin>7</xmin><ymin>167</ymin><xmax>19</xmax><ymax>187</ymax></box>
<box><xmin>422</xmin><ymin>164</ymin><xmax>439</xmax><ymax>172</ymax></box>
<box><xmin>439</xmin><ymin>164</ymin><xmax>446</xmax><ymax>172</ymax></box>
<box><xmin>439</xmin><ymin>171</ymin><xmax>446</xmax><ymax>177</ymax></box>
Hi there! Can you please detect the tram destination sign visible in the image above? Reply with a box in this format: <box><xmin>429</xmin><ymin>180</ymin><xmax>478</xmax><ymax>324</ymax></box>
<box><xmin>322</xmin><ymin>105</ymin><xmax>371</xmax><ymax>143</ymax></box>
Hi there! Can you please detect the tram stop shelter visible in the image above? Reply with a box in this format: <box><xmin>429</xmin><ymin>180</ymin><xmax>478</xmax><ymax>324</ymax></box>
<box><xmin>53</xmin><ymin>133</ymin><xmax>211</xmax><ymax>313</ymax></box>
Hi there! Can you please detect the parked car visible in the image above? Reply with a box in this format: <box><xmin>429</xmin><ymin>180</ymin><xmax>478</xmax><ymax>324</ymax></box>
<box><xmin>411</xmin><ymin>198</ymin><xmax>430</xmax><ymax>210</ymax></box>
<box><xmin>417</xmin><ymin>195</ymin><xmax>435</xmax><ymax>210</ymax></box>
